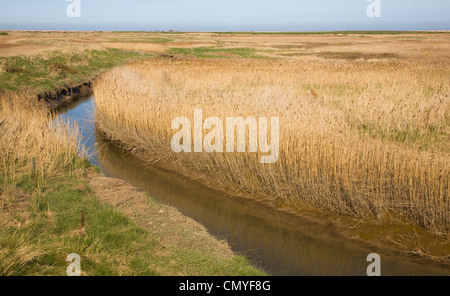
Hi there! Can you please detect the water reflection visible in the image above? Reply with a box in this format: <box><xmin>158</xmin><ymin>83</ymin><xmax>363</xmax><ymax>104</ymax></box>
<box><xmin>56</xmin><ymin>97</ymin><xmax>98</xmax><ymax>166</ymax></box>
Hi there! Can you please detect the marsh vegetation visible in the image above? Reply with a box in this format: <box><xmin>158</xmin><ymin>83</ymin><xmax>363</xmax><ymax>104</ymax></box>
<box><xmin>1</xmin><ymin>31</ymin><xmax>449</xmax><ymax>273</ymax></box>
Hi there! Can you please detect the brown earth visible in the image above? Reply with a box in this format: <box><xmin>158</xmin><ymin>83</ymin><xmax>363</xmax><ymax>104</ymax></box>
<box><xmin>87</xmin><ymin>170</ymin><xmax>235</xmax><ymax>262</ymax></box>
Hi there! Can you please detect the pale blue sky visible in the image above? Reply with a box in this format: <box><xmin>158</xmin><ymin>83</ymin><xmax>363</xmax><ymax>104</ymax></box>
<box><xmin>0</xmin><ymin>0</ymin><xmax>449</xmax><ymax>31</ymax></box>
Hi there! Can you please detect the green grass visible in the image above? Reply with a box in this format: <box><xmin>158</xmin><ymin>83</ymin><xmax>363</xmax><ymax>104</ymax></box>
<box><xmin>168</xmin><ymin>46</ymin><xmax>262</xmax><ymax>59</ymax></box>
<box><xmin>0</xmin><ymin>32</ymin><xmax>9</xmax><ymax>36</ymax></box>
<box><xmin>356</xmin><ymin>123</ymin><xmax>448</xmax><ymax>151</ymax></box>
<box><xmin>0</xmin><ymin>171</ymin><xmax>265</xmax><ymax>276</ymax></box>
<box><xmin>0</xmin><ymin>176</ymin><xmax>158</xmax><ymax>275</ymax></box>
<box><xmin>0</xmin><ymin>49</ymin><xmax>153</xmax><ymax>93</ymax></box>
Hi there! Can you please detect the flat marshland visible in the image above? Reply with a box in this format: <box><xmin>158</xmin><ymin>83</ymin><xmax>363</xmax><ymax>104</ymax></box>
<box><xmin>0</xmin><ymin>30</ymin><xmax>449</xmax><ymax>273</ymax></box>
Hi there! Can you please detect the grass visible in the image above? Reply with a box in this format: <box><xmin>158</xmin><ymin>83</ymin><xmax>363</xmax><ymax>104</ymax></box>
<box><xmin>1</xmin><ymin>175</ymin><xmax>263</xmax><ymax>275</ymax></box>
<box><xmin>0</xmin><ymin>32</ymin><xmax>8</xmax><ymax>36</ymax></box>
<box><xmin>168</xmin><ymin>47</ymin><xmax>262</xmax><ymax>59</ymax></box>
<box><xmin>357</xmin><ymin>123</ymin><xmax>448</xmax><ymax>151</ymax></box>
<box><xmin>94</xmin><ymin>56</ymin><xmax>449</xmax><ymax>235</ymax></box>
<box><xmin>0</xmin><ymin>49</ymin><xmax>152</xmax><ymax>93</ymax></box>
<box><xmin>0</xmin><ymin>177</ymin><xmax>159</xmax><ymax>276</ymax></box>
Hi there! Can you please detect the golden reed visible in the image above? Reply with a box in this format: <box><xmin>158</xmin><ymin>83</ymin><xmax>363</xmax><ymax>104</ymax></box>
<box><xmin>94</xmin><ymin>58</ymin><xmax>449</xmax><ymax>233</ymax></box>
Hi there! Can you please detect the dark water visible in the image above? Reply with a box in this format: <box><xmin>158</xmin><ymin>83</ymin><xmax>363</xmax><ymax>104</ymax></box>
<box><xmin>57</xmin><ymin>96</ymin><xmax>450</xmax><ymax>276</ymax></box>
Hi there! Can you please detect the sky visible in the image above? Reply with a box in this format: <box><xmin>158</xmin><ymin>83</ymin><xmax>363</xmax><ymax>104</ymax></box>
<box><xmin>0</xmin><ymin>0</ymin><xmax>449</xmax><ymax>31</ymax></box>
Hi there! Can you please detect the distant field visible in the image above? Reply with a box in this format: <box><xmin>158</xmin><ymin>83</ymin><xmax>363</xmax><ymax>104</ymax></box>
<box><xmin>211</xmin><ymin>30</ymin><xmax>446</xmax><ymax>35</ymax></box>
<box><xmin>1</xmin><ymin>30</ymin><xmax>448</xmax><ymax>94</ymax></box>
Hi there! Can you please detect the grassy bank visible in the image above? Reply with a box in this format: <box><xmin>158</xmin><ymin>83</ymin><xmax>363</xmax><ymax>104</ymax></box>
<box><xmin>0</xmin><ymin>93</ymin><xmax>265</xmax><ymax>275</ymax></box>
<box><xmin>0</xmin><ymin>49</ymin><xmax>152</xmax><ymax>94</ymax></box>
<box><xmin>94</xmin><ymin>57</ymin><xmax>449</xmax><ymax>238</ymax></box>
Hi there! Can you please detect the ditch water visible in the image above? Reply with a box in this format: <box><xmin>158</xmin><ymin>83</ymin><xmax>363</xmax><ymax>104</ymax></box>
<box><xmin>58</xmin><ymin>96</ymin><xmax>450</xmax><ymax>276</ymax></box>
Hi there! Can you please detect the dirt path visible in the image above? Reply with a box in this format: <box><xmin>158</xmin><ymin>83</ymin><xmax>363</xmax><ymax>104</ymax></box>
<box><xmin>87</xmin><ymin>170</ymin><xmax>235</xmax><ymax>262</ymax></box>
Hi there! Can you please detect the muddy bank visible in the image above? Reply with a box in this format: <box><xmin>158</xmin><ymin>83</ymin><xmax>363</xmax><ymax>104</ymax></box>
<box><xmin>37</xmin><ymin>81</ymin><xmax>92</xmax><ymax>110</ymax></box>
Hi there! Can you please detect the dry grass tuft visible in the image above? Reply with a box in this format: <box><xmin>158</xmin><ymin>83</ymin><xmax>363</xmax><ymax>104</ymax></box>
<box><xmin>0</xmin><ymin>232</ymin><xmax>43</xmax><ymax>276</ymax></box>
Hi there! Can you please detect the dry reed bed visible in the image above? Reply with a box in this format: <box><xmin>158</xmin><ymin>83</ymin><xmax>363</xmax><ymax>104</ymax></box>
<box><xmin>0</xmin><ymin>92</ymin><xmax>84</xmax><ymax>210</ymax></box>
<box><xmin>94</xmin><ymin>58</ymin><xmax>449</xmax><ymax>233</ymax></box>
